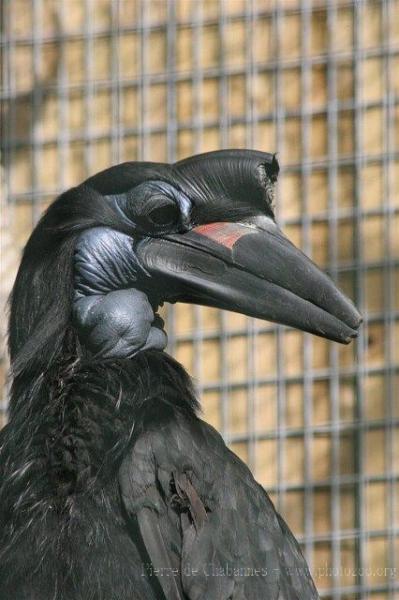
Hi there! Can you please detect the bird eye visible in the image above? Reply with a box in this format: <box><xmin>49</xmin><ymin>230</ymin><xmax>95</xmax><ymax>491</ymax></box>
<box><xmin>125</xmin><ymin>182</ymin><xmax>185</xmax><ymax>234</ymax></box>
<box><xmin>148</xmin><ymin>203</ymin><xmax>179</xmax><ymax>226</ymax></box>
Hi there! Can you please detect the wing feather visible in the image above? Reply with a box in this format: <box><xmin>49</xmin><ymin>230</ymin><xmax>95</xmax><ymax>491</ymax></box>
<box><xmin>119</xmin><ymin>414</ymin><xmax>319</xmax><ymax>599</ymax></box>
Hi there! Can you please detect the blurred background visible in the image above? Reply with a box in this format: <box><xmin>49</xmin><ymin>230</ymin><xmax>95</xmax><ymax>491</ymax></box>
<box><xmin>0</xmin><ymin>0</ymin><xmax>398</xmax><ymax>598</ymax></box>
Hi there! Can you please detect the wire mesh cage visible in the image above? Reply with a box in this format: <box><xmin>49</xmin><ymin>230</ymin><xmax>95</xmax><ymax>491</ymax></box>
<box><xmin>1</xmin><ymin>1</ymin><xmax>398</xmax><ymax>598</ymax></box>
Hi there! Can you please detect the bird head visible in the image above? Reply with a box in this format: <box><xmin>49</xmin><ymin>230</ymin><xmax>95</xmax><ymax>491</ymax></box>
<box><xmin>9</xmin><ymin>150</ymin><xmax>362</xmax><ymax>372</ymax></box>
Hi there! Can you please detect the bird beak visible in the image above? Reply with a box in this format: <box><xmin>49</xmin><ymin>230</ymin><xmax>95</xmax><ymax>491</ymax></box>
<box><xmin>136</xmin><ymin>220</ymin><xmax>362</xmax><ymax>344</ymax></box>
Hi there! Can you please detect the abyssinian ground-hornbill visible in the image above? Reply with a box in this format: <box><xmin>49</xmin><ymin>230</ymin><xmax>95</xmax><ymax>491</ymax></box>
<box><xmin>1</xmin><ymin>150</ymin><xmax>361</xmax><ymax>599</ymax></box>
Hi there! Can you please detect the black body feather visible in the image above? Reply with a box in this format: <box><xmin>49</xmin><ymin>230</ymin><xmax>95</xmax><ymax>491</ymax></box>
<box><xmin>1</xmin><ymin>350</ymin><xmax>318</xmax><ymax>599</ymax></box>
<box><xmin>0</xmin><ymin>352</ymin><xmax>199</xmax><ymax>599</ymax></box>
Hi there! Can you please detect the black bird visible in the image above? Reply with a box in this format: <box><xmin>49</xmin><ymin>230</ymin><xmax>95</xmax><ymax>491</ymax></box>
<box><xmin>0</xmin><ymin>150</ymin><xmax>361</xmax><ymax>599</ymax></box>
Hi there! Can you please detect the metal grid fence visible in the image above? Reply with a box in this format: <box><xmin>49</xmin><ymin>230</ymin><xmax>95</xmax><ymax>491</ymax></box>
<box><xmin>1</xmin><ymin>1</ymin><xmax>398</xmax><ymax>598</ymax></box>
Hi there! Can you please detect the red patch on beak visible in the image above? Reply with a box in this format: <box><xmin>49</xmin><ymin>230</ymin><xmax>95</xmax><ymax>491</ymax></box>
<box><xmin>193</xmin><ymin>222</ymin><xmax>248</xmax><ymax>250</ymax></box>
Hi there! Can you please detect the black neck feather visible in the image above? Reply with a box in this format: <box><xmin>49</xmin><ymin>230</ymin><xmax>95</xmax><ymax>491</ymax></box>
<box><xmin>7</xmin><ymin>184</ymin><xmax>134</xmax><ymax>409</ymax></box>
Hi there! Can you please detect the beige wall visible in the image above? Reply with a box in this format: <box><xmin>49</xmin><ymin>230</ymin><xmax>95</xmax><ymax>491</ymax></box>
<box><xmin>1</xmin><ymin>1</ymin><xmax>398</xmax><ymax>597</ymax></box>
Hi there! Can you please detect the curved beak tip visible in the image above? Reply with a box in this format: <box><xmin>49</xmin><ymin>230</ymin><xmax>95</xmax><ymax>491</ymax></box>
<box><xmin>346</xmin><ymin>330</ymin><xmax>359</xmax><ymax>344</ymax></box>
